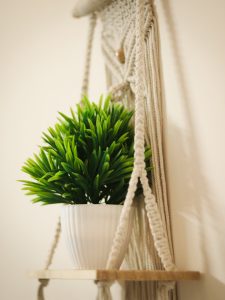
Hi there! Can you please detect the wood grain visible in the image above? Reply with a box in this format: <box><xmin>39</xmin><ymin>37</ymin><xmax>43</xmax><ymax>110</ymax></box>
<box><xmin>30</xmin><ymin>269</ymin><xmax>201</xmax><ymax>281</ymax></box>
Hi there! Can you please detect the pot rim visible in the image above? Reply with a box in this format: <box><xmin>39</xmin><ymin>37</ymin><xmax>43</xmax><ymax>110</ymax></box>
<box><xmin>61</xmin><ymin>203</ymin><xmax>124</xmax><ymax>207</ymax></box>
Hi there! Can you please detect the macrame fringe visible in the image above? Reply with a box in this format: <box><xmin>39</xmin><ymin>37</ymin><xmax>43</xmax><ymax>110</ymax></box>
<box><xmin>95</xmin><ymin>281</ymin><xmax>113</xmax><ymax>300</ymax></box>
<box><xmin>157</xmin><ymin>282</ymin><xmax>176</xmax><ymax>300</ymax></box>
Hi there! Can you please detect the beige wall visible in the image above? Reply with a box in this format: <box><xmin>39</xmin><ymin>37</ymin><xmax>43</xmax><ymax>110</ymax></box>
<box><xmin>0</xmin><ymin>0</ymin><xmax>225</xmax><ymax>299</ymax></box>
<box><xmin>156</xmin><ymin>0</ymin><xmax>225</xmax><ymax>299</ymax></box>
<box><xmin>0</xmin><ymin>0</ymin><xmax>108</xmax><ymax>299</ymax></box>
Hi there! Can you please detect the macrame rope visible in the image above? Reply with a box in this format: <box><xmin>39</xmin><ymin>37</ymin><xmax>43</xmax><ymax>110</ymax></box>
<box><xmin>81</xmin><ymin>13</ymin><xmax>97</xmax><ymax>97</ymax></box>
<box><xmin>36</xmin><ymin>14</ymin><xmax>98</xmax><ymax>300</ymax></box>
<box><xmin>37</xmin><ymin>279</ymin><xmax>49</xmax><ymax>300</ymax></box>
<box><xmin>100</xmin><ymin>0</ymin><xmax>177</xmax><ymax>298</ymax></box>
<box><xmin>106</xmin><ymin>0</ymin><xmax>144</xmax><ymax>270</ymax></box>
<box><xmin>108</xmin><ymin>80</ymin><xmax>129</xmax><ymax>102</ymax></box>
<box><xmin>106</xmin><ymin>0</ymin><xmax>175</xmax><ymax>274</ymax></box>
<box><xmin>37</xmin><ymin>1</ymin><xmax>177</xmax><ymax>299</ymax></box>
<box><xmin>36</xmin><ymin>218</ymin><xmax>61</xmax><ymax>300</ymax></box>
<box><xmin>95</xmin><ymin>281</ymin><xmax>113</xmax><ymax>300</ymax></box>
<box><xmin>44</xmin><ymin>218</ymin><xmax>61</xmax><ymax>270</ymax></box>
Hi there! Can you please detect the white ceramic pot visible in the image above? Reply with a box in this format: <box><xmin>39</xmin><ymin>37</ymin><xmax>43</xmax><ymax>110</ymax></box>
<box><xmin>61</xmin><ymin>204</ymin><xmax>133</xmax><ymax>269</ymax></box>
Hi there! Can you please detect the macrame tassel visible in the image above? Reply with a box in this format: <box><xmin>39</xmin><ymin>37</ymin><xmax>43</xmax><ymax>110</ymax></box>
<box><xmin>37</xmin><ymin>279</ymin><xmax>49</xmax><ymax>300</ymax></box>
<box><xmin>105</xmin><ymin>0</ymin><xmax>175</xmax><ymax>273</ymax></box>
<box><xmin>157</xmin><ymin>282</ymin><xmax>175</xmax><ymax>300</ymax></box>
<box><xmin>125</xmin><ymin>281</ymin><xmax>158</xmax><ymax>300</ymax></box>
<box><xmin>96</xmin><ymin>281</ymin><xmax>112</xmax><ymax>300</ymax></box>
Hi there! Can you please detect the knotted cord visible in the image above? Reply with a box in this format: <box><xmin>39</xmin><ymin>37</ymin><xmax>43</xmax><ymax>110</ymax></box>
<box><xmin>37</xmin><ymin>1</ymin><xmax>176</xmax><ymax>299</ymax></box>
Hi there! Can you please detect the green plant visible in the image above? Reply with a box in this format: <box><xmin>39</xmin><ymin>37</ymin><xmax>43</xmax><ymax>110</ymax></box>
<box><xmin>21</xmin><ymin>96</ymin><xmax>152</xmax><ymax>205</ymax></box>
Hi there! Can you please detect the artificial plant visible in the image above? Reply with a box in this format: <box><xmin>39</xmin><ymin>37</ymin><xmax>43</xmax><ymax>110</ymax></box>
<box><xmin>21</xmin><ymin>96</ymin><xmax>152</xmax><ymax>205</ymax></box>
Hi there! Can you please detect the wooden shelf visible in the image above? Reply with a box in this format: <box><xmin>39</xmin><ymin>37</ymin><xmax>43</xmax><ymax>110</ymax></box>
<box><xmin>30</xmin><ymin>269</ymin><xmax>200</xmax><ymax>282</ymax></box>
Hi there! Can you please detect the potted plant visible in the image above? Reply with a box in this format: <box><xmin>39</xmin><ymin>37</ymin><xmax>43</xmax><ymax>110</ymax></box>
<box><xmin>21</xmin><ymin>96</ymin><xmax>151</xmax><ymax>269</ymax></box>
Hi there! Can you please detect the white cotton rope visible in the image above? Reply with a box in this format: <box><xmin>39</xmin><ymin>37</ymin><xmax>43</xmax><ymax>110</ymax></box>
<box><xmin>37</xmin><ymin>218</ymin><xmax>61</xmax><ymax>300</ymax></box>
<box><xmin>36</xmin><ymin>13</ymin><xmax>98</xmax><ymax>299</ymax></box>
<box><xmin>81</xmin><ymin>13</ymin><xmax>97</xmax><ymax>97</ymax></box>
<box><xmin>37</xmin><ymin>1</ymin><xmax>177</xmax><ymax>299</ymax></box>
<box><xmin>36</xmin><ymin>14</ymin><xmax>98</xmax><ymax>300</ymax></box>
<box><xmin>100</xmin><ymin>0</ymin><xmax>177</xmax><ymax>298</ymax></box>
<box><xmin>106</xmin><ymin>0</ymin><xmax>175</xmax><ymax>272</ymax></box>
<box><xmin>95</xmin><ymin>281</ymin><xmax>113</xmax><ymax>300</ymax></box>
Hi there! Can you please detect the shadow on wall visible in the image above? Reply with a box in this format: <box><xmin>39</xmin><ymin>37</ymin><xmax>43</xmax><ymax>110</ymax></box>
<box><xmin>159</xmin><ymin>0</ymin><xmax>225</xmax><ymax>299</ymax></box>
<box><xmin>165</xmin><ymin>124</ymin><xmax>225</xmax><ymax>299</ymax></box>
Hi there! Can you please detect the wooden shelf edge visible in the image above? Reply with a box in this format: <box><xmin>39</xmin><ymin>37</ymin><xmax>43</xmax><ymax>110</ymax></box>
<box><xmin>29</xmin><ymin>269</ymin><xmax>201</xmax><ymax>282</ymax></box>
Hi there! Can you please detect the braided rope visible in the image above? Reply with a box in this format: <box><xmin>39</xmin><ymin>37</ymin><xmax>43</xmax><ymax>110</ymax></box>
<box><xmin>141</xmin><ymin>171</ymin><xmax>175</xmax><ymax>270</ymax></box>
<box><xmin>124</xmin><ymin>11</ymin><xmax>152</xmax><ymax>81</ymax></box>
<box><xmin>44</xmin><ymin>218</ymin><xmax>61</xmax><ymax>270</ymax></box>
<box><xmin>106</xmin><ymin>172</ymin><xmax>139</xmax><ymax>268</ymax></box>
<box><xmin>37</xmin><ymin>218</ymin><xmax>61</xmax><ymax>300</ymax></box>
<box><xmin>106</xmin><ymin>0</ymin><xmax>175</xmax><ymax>273</ymax></box>
<box><xmin>81</xmin><ymin>13</ymin><xmax>97</xmax><ymax>97</ymax></box>
<box><xmin>37</xmin><ymin>1</ymin><xmax>176</xmax><ymax>299</ymax></box>
<box><xmin>106</xmin><ymin>0</ymin><xmax>146</xmax><ymax>269</ymax></box>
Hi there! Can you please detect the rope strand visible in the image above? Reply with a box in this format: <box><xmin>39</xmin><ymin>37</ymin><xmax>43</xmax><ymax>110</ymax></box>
<box><xmin>37</xmin><ymin>218</ymin><xmax>61</xmax><ymax>300</ymax></box>
<box><xmin>106</xmin><ymin>0</ymin><xmax>176</xmax><ymax>276</ymax></box>
<box><xmin>81</xmin><ymin>13</ymin><xmax>97</xmax><ymax>97</ymax></box>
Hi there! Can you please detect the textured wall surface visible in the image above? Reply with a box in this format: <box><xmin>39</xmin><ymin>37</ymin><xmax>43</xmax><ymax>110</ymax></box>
<box><xmin>156</xmin><ymin>0</ymin><xmax>225</xmax><ymax>299</ymax></box>
<box><xmin>0</xmin><ymin>0</ymin><xmax>225</xmax><ymax>299</ymax></box>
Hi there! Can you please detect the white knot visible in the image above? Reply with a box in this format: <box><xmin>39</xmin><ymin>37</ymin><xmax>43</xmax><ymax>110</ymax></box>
<box><xmin>95</xmin><ymin>280</ymin><xmax>113</xmax><ymax>300</ymax></box>
<box><xmin>108</xmin><ymin>81</ymin><xmax>129</xmax><ymax>102</ymax></box>
<box><xmin>158</xmin><ymin>281</ymin><xmax>176</xmax><ymax>293</ymax></box>
<box><xmin>96</xmin><ymin>280</ymin><xmax>111</xmax><ymax>288</ymax></box>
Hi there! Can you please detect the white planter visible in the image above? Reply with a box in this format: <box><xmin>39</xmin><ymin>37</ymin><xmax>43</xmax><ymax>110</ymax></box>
<box><xmin>61</xmin><ymin>204</ymin><xmax>134</xmax><ymax>269</ymax></box>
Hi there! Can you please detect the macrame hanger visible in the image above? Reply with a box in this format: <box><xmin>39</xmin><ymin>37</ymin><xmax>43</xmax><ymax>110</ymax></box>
<box><xmin>36</xmin><ymin>3</ymin><xmax>176</xmax><ymax>299</ymax></box>
<box><xmin>97</xmin><ymin>0</ymin><xmax>176</xmax><ymax>299</ymax></box>
<box><xmin>90</xmin><ymin>0</ymin><xmax>177</xmax><ymax>299</ymax></box>
<box><xmin>106</xmin><ymin>0</ymin><xmax>176</xmax><ymax>275</ymax></box>
<box><xmin>35</xmin><ymin>14</ymin><xmax>98</xmax><ymax>300</ymax></box>
<box><xmin>81</xmin><ymin>13</ymin><xmax>97</xmax><ymax>98</ymax></box>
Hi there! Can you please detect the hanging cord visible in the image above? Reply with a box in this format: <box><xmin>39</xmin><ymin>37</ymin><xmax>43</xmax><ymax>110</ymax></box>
<box><xmin>81</xmin><ymin>13</ymin><xmax>97</xmax><ymax>97</ymax></box>
<box><xmin>79</xmin><ymin>13</ymin><xmax>114</xmax><ymax>300</ymax></box>
<box><xmin>106</xmin><ymin>0</ymin><xmax>175</xmax><ymax>274</ymax></box>
<box><xmin>37</xmin><ymin>279</ymin><xmax>49</xmax><ymax>300</ymax></box>
<box><xmin>36</xmin><ymin>14</ymin><xmax>97</xmax><ymax>300</ymax></box>
<box><xmin>37</xmin><ymin>218</ymin><xmax>61</xmax><ymax>300</ymax></box>
<box><xmin>106</xmin><ymin>0</ymin><xmax>146</xmax><ymax>270</ymax></box>
<box><xmin>95</xmin><ymin>280</ymin><xmax>113</xmax><ymax>300</ymax></box>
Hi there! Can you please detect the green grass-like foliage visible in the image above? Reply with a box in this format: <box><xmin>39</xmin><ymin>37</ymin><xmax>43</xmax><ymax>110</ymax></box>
<box><xmin>21</xmin><ymin>96</ymin><xmax>152</xmax><ymax>205</ymax></box>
